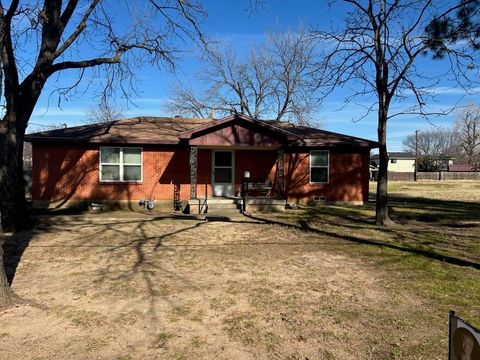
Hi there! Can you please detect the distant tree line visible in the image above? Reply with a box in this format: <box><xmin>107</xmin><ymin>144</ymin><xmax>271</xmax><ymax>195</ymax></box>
<box><xmin>403</xmin><ymin>103</ymin><xmax>480</xmax><ymax>170</ymax></box>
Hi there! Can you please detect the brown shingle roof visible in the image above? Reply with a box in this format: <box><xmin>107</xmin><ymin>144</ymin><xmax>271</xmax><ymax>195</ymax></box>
<box><xmin>275</xmin><ymin>122</ymin><xmax>377</xmax><ymax>148</ymax></box>
<box><xmin>25</xmin><ymin>115</ymin><xmax>378</xmax><ymax>148</ymax></box>
<box><xmin>25</xmin><ymin>116</ymin><xmax>214</xmax><ymax>144</ymax></box>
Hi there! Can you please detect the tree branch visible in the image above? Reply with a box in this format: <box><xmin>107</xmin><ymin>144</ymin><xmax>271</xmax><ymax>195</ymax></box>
<box><xmin>48</xmin><ymin>54</ymin><xmax>122</xmax><ymax>75</ymax></box>
<box><xmin>0</xmin><ymin>1</ymin><xmax>20</xmax><ymax>110</ymax></box>
<box><xmin>5</xmin><ymin>0</ymin><xmax>19</xmax><ymax>23</ymax></box>
<box><xmin>54</xmin><ymin>0</ymin><xmax>100</xmax><ymax>59</ymax></box>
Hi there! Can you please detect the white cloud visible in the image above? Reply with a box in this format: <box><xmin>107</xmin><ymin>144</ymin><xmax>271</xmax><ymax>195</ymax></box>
<box><xmin>429</xmin><ymin>86</ymin><xmax>480</xmax><ymax>95</ymax></box>
<box><xmin>132</xmin><ymin>97</ymin><xmax>168</xmax><ymax>105</ymax></box>
<box><xmin>32</xmin><ymin>107</ymin><xmax>86</xmax><ymax>117</ymax></box>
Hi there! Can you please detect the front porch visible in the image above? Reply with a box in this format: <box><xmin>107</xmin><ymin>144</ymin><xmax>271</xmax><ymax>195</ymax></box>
<box><xmin>185</xmin><ymin>147</ymin><xmax>287</xmax><ymax>214</ymax></box>
<box><xmin>175</xmin><ymin>114</ymin><xmax>294</xmax><ymax>214</ymax></box>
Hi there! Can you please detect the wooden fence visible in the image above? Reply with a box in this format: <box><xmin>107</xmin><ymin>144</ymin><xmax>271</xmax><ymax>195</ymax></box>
<box><xmin>386</xmin><ymin>171</ymin><xmax>480</xmax><ymax>181</ymax></box>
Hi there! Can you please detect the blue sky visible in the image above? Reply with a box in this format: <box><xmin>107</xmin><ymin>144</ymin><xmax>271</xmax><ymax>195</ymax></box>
<box><xmin>27</xmin><ymin>0</ymin><xmax>479</xmax><ymax>151</ymax></box>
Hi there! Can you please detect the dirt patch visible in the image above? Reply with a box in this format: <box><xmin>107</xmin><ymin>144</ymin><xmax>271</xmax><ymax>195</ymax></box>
<box><xmin>1</xmin><ymin>211</ymin><xmax>476</xmax><ymax>359</ymax></box>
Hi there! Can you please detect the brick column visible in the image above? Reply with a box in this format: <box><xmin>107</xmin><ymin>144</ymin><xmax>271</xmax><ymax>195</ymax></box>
<box><xmin>276</xmin><ymin>147</ymin><xmax>285</xmax><ymax>198</ymax></box>
<box><xmin>189</xmin><ymin>145</ymin><xmax>198</xmax><ymax>199</ymax></box>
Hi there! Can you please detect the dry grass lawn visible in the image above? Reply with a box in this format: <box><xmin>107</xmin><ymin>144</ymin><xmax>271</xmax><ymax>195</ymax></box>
<box><xmin>1</xmin><ymin>180</ymin><xmax>479</xmax><ymax>359</ymax></box>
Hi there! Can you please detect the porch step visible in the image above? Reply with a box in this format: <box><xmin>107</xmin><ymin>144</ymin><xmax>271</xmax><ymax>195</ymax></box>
<box><xmin>206</xmin><ymin>208</ymin><xmax>242</xmax><ymax>216</ymax></box>
<box><xmin>203</xmin><ymin>198</ymin><xmax>240</xmax><ymax>204</ymax></box>
<box><xmin>187</xmin><ymin>197</ymin><xmax>286</xmax><ymax>214</ymax></box>
<box><xmin>188</xmin><ymin>198</ymin><xmax>242</xmax><ymax>214</ymax></box>
<box><xmin>206</xmin><ymin>203</ymin><xmax>242</xmax><ymax>214</ymax></box>
<box><xmin>206</xmin><ymin>203</ymin><xmax>242</xmax><ymax>210</ymax></box>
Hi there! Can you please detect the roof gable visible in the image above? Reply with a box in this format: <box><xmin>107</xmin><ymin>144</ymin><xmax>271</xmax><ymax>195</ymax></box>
<box><xmin>179</xmin><ymin>114</ymin><xmax>297</xmax><ymax>140</ymax></box>
<box><xmin>178</xmin><ymin>114</ymin><xmax>297</xmax><ymax>146</ymax></box>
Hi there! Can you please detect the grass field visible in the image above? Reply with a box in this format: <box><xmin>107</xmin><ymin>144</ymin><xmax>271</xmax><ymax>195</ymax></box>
<box><xmin>1</xmin><ymin>181</ymin><xmax>479</xmax><ymax>359</ymax></box>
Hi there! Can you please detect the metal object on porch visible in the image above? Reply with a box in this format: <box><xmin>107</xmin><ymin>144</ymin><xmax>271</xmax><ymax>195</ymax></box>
<box><xmin>241</xmin><ymin>171</ymin><xmax>250</xmax><ymax>213</ymax></box>
<box><xmin>242</xmin><ymin>172</ymin><xmax>273</xmax><ymax>198</ymax></box>
<box><xmin>246</xmin><ymin>180</ymin><xmax>273</xmax><ymax>197</ymax></box>
<box><xmin>189</xmin><ymin>146</ymin><xmax>198</xmax><ymax>199</ymax></box>
<box><xmin>241</xmin><ymin>171</ymin><xmax>281</xmax><ymax>213</ymax></box>
<box><xmin>200</xmin><ymin>179</ymin><xmax>208</xmax><ymax>214</ymax></box>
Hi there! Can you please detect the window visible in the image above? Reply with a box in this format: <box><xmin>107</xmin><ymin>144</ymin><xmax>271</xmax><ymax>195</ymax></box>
<box><xmin>310</xmin><ymin>150</ymin><xmax>329</xmax><ymax>183</ymax></box>
<box><xmin>100</xmin><ymin>147</ymin><xmax>142</xmax><ymax>182</ymax></box>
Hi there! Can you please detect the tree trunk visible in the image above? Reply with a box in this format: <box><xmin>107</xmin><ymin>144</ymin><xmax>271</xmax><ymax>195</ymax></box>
<box><xmin>0</xmin><ymin>238</ymin><xmax>15</xmax><ymax>306</ymax></box>
<box><xmin>0</xmin><ymin>111</ymin><xmax>29</xmax><ymax>306</ymax></box>
<box><xmin>0</xmin><ymin>118</ymin><xmax>27</xmax><ymax>232</ymax></box>
<box><xmin>375</xmin><ymin>108</ymin><xmax>393</xmax><ymax>226</ymax></box>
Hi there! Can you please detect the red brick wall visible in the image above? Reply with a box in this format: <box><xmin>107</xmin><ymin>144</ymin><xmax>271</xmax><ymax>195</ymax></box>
<box><xmin>31</xmin><ymin>143</ymin><xmax>369</xmax><ymax>206</ymax></box>
<box><xmin>284</xmin><ymin>149</ymin><xmax>370</xmax><ymax>203</ymax></box>
<box><xmin>32</xmin><ymin>143</ymin><xmax>193</xmax><ymax>204</ymax></box>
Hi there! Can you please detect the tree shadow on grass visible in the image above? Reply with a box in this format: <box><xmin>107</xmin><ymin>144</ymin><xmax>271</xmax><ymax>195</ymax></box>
<box><xmin>388</xmin><ymin>196</ymin><xmax>480</xmax><ymax>224</ymax></box>
<box><xmin>298</xmin><ymin>195</ymin><xmax>480</xmax><ymax>226</ymax></box>
<box><xmin>3</xmin><ymin>211</ymin><xmax>205</xmax><ymax>297</ymax></box>
<box><xmin>3</xmin><ymin>232</ymin><xmax>33</xmax><ymax>285</ymax></box>
<box><xmin>30</xmin><ymin>213</ymin><xmax>212</xmax><ymax>323</ymax></box>
<box><xmin>242</xmin><ymin>196</ymin><xmax>480</xmax><ymax>271</ymax></box>
<box><xmin>2</xmin><ymin>208</ymin><xmax>91</xmax><ymax>285</ymax></box>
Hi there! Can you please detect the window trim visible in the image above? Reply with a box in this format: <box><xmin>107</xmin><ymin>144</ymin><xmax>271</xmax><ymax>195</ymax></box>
<box><xmin>309</xmin><ymin>150</ymin><xmax>330</xmax><ymax>184</ymax></box>
<box><xmin>99</xmin><ymin>146</ymin><xmax>143</xmax><ymax>183</ymax></box>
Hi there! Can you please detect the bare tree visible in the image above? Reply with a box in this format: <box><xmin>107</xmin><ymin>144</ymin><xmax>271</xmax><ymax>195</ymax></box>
<box><xmin>313</xmin><ymin>0</ymin><xmax>479</xmax><ymax>225</ymax></box>
<box><xmin>0</xmin><ymin>0</ymin><xmax>205</xmax><ymax>305</ymax></box>
<box><xmin>167</xmin><ymin>29</ymin><xmax>319</xmax><ymax>124</ymax></box>
<box><xmin>403</xmin><ymin>128</ymin><xmax>460</xmax><ymax>158</ymax></box>
<box><xmin>167</xmin><ymin>83</ymin><xmax>215</xmax><ymax>118</ymax></box>
<box><xmin>454</xmin><ymin>104</ymin><xmax>480</xmax><ymax>165</ymax></box>
<box><xmin>86</xmin><ymin>100</ymin><xmax>125</xmax><ymax>124</ymax></box>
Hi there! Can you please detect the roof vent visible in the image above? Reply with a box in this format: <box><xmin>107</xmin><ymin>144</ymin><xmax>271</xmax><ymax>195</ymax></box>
<box><xmin>174</xmin><ymin>115</ymin><xmax>182</xmax><ymax>118</ymax></box>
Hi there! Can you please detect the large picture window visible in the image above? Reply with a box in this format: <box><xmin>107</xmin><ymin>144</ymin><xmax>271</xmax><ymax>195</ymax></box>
<box><xmin>100</xmin><ymin>147</ymin><xmax>142</xmax><ymax>182</ymax></box>
<box><xmin>310</xmin><ymin>150</ymin><xmax>329</xmax><ymax>183</ymax></box>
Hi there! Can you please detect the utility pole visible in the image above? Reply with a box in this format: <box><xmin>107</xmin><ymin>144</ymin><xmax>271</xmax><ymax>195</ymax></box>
<box><xmin>414</xmin><ymin>129</ymin><xmax>420</xmax><ymax>182</ymax></box>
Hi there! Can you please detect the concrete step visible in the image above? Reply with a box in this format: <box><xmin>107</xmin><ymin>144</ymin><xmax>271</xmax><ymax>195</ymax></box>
<box><xmin>204</xmin><ymin>198</ymin><xmax>241</xmax><ymax>204</ymax></box>
<box><xmin>206</xmin><ymin>208</ymin><xmax>242</xmax><ymax>215</ymax></box>
<box><xmin>206</xmin><ymin>203</ymin><xmax>242</xmax><ymax>210</ymax></box>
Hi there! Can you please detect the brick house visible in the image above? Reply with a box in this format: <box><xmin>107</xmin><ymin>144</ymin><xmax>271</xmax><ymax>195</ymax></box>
<box><xmin>25</xmin><ymin>114</ymin><xmax>377</xmax><ymax>212</ymax></box>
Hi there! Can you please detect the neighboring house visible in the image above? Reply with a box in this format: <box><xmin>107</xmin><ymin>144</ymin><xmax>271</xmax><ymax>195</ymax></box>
<box><xmin>371</xmin><ymin>152</ymin><xmax>416</xmax><ymax>173</ymax></box>
<box><xmin>25</xmin><ymin>114</ymin><xmax>378</xmax><ymax>212</ymax></box>
<box><xmin>371</xmin><ymin>152</ymin><xmax>453</xmax><ymax>173</ymax></box>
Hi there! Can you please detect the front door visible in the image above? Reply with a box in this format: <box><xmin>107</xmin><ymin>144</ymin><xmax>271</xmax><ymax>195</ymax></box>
<box><xmin>213</xmin><ymin>151</ymin><xmax>234</xmax><ymax>197</ymax></box>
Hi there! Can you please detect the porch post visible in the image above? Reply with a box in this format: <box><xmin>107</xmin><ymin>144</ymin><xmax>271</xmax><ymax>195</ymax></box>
<box><xmin>276</xmin><ymin>147</ymin><xmax>285</xmax><ymax>197</ymax></box>
<box><xmin>189</xmin><ymin>145</ymin><xmax>198</xmax><ymax>199</ymax></box>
